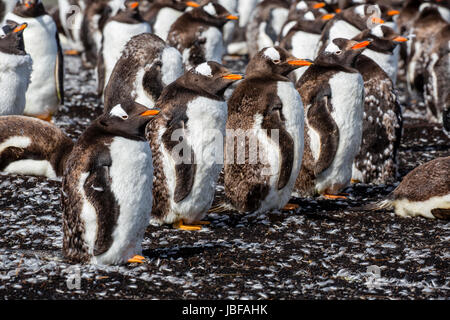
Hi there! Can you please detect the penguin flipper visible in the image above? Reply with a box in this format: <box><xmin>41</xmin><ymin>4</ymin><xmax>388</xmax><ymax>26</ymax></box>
<box><xmin>55</xmin><ymin>32</ymin><xmax>64</xmax><ymax>105</ymax></box>
<box><xmin>97</xmin><ymin>42</ymin><xmax>106</xmax><ymax>98</ymax></box>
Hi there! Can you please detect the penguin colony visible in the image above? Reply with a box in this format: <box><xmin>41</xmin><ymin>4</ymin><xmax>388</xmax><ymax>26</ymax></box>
<box><xmin>0</xmin><ymin>0</ymin><xmax>448</xmax><ymax>265</ymax></box>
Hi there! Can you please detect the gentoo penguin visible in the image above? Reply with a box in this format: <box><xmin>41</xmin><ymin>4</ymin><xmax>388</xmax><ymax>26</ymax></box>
<box><xmin>294</xmin><ymin>38</ymin><xmax>368</xmax><ymax>198</ymax></box>
<box><xmin>6</xmin><ymin>0</ymin><xmax>64</xmax><ymax>122</ymax></box>
<box><xmin>167</xmin><ymin>2</ymin><xmax>237</xmax><ymax>70</ymax></box>
<box><xmin>366</xmin><ymin>157</ymin><xmax>450</xmax><ymax>220</ymax></box>
<box><xmin>142</xmin><ymin>0</ymin><xmax>200</xmax><ymax>41</ymax></box>
<box><xmin>104</xmin><ymin>33</ymin><xmax>183</xmax><ymax>112</ymax></box>
<box><xmin>224</xmin><ymin>47</ymin><xmax>312</xmax><ymax>213</ymax></box>
<box><xmin>419</xmin><ymin>1</ymin><xmax>450</xmax><ymax>23</ymax></box>
<box><xmin>146</xmin><ymin>61</ymin><xmax>242</xmax><ymax>230</ymax></box>
<box><xmin>217</xmin><ymin>0</ymin><xmax>238</xmax><ymax>45</ymax></box>
<box><xmin>0</xmin><ymin>0</ymin><xmax>16</xmax><ymax>24</ymax></box>
<box><xmin>0</xmin><ymin>20</ymin><xmax>32</xmax><ymax>116</ymax></box>
<box><xmin>246</xmin><ymin>0</ymin><xmax>290</xmax><ymax>58</ymax></box>
<box><xmin>351</xmin><ymin>27</ymin><xmax>405</xmax><ymax>184</ymax></box>
<box><xmin>280</xmin><ymin>10</ymin><xmax>335</xmax><ymax>81</ymax></box>
<box><xmin>97</xmin><ymin>0</ymin><xmax>151</xmax><ymax>97</ymax></box>
<box><xmin>62</xmin><ymin>102</ymin><xmax>160</xmax><ymax>265</ymax></box>
<box><xmin>0</xmin><ymin>116</ymin><xmax>73</xmax><ymax>178</ymax></box>
<box><xmin>57</xmin><ymin>0</ymin><xmax>87</xmax><ymax>54</ymax></box>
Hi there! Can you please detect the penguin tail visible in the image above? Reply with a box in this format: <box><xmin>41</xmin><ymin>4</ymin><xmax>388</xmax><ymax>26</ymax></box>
<box><xmin>208</xmin><ymin>202</ymin><xmax>234</xmax><ymax>214</ymax></box>
<box><xmin>360</xmin><ymin>199</ymin><xmax>394</xmax><ymax>212</ymax></box>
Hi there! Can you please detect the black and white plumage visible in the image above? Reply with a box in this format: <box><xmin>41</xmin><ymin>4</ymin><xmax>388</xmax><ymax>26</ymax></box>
<box><xmin>0</xmin><ymin>0</ymin><xmax>16</xmax><ymax>24</ymax></box>
<box><xmin>62</xmin><ymin>102</ymin><xmax>160</xmax><ymax>264</ymax></box>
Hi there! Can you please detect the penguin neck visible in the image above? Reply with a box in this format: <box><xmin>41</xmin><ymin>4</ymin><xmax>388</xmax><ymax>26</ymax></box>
<box><xmin>176</xmin><ymin>77</ymin><xmax>226</xmax><ymax>101</ymax></box>
<box><xmin>188</xmin><ymin>10</ymin><xmax>227</xmax><ymax>29</ymax></box>
<box><xmin>112</xmin><ymin>9</ymin><xmax>144</xmax><ymax>24</ymax></box>
<box><xmin>87</xmin><ymin>120</ymin><xmax>147</xmax><ymax>143</ymax></box>
<box><xmin>246</xmin><ymin>70</ymin><xmax>291</xmax><ymax>82</ymax></box>
<box><xmin>13</xmin><ymin>3</ymin><xmax>46</xmax><ymax>18</ymax></box>
<box><xmin>294</xmin><ymin>19</ymin><xmax>326</xmax><ymax>35</ymax></box>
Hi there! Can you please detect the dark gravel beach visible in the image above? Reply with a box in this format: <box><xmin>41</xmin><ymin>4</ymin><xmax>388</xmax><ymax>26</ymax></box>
<box><xmin>0</xmin><ymin>55</ymin><xmax>449</xmax><ymax>300</ymax></box>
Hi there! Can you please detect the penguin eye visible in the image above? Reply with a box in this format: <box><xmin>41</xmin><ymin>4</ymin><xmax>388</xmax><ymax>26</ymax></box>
<box><xmin>121</xmin><ymin>115</ymin><xmax>129</xmax><ymax>120</ymax></box>
<box><xmin>273</xmin><ymin>59</ymin><xmax>281</xmax><ymax>64</ymax></box>
<box><xmin>335</xmin><ymin>50</ymin><xmax>342</xmax><ymax>55</ymax></box>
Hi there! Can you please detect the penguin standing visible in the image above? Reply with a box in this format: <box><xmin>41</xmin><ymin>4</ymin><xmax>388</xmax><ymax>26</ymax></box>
<box><xmin>104</xmin><ymin>33</ymin><xmax>183</xmax><ymax>112</ymax></box>
<box><xmin>167</xmin><ymin>2</ymin><xmax>237</xmax><ymax>70</ymax></box>
<box><xmin>142</xmin><ymin>0</ymin><xmax>200</xmax><ymax>41</ymax></box>
<box><xmin>351</xmin><ymin>26</ymin><xmax>406</xmax><ymax>184</ymax></box>
<box><xmin>0</xmin><ymin>115</ymin><xmax>73</xmax><ymax>178</ymax></box>
<box><xmin>6</xmin><ymin>0</ymin><xmax>64</xmax><ymax>122</ymax></box>
<box><xmin>97</xmin><ymin>0</ymin><xmax>151</xmax><ymax>97</ymax></box>
<box><xmin>62</xmin><ymin>102</ymin><xmax>160</xmax><ymax>265</ymax></box>
<box><xmin>57</xmin><ymin>0</ymin><xmax>87</xmax><ymax>54</ymax></box>
<box><xmin>366</xmin><ymin>156</ymin><xmax>450</xmax><ymax>220</ymax></box>
<box><xmin>217</xmin><ymin>0</ymin><xmax>238</xmax><ymax>45</ymax></box>
<box><xmin>147</xmin><ymin>61</ymin><xmax>242</xmax><ymax>230</ymax></box>
<box><xmin>294</xmin><ymin>38</ymin><xmax>368</xmax><ymax>198</ymax></box>
<box><xmin>224</xmin><ymin>47</ymin><xmax>312</xmax><ymax>213</ymax></box>
<box><xmin>0</xmin><ymin>20</ymin><xmax>32</xmax><ymax>116</ymax></box>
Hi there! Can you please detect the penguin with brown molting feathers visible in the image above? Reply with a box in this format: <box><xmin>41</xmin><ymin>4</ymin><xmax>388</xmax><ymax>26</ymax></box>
<box><xmin>146</xmin><ymin>61</ymin><xmax>242</xmax><ymax>230</ymax></box>
<box><xmin>62</xmin><ymin>102</ymin><xmax>160</xmax><ymax>265</ymax></box>
<box><xmin>223</xmin><ymin>47</ymin><xmax>312</xmax><ymax>213</ymax></box>
<box><xmin>103</xmin><ymin>32</ymin><xmax>183</xmax><ymax>113</ymax></box>
<box><xmin>365</xmin><ymin>157</ymin><xmax>450</xmax><ymax>220</ymax></box>
<box><xmin>294</xmin><ymin>38</ymin><xmax>368</xmax><ymax>199</ymax></box>
<box><xmin>167</xmin><ymin>2</ymin><xmax>238</xmax><ymax>70</ymax></box>
<box><xmin>0</xmin><ymin>116</ymin><xmax>74</xmax><ymax>178</ymax></box>
<box><xmin>0</xmin><ymin>20</ymin><xmax>32</xmax><ymax>116</ymax></box>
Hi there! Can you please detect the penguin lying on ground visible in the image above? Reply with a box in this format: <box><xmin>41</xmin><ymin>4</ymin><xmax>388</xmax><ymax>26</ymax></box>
<box><xmin>365</xmin><ymin>157</ymin><xmax>450</xmax><ymax>219</ymax></box>
<box><xmin>0</xmin><ymin>20</ymin><xmax>32</xmax><ymax>116</ymax></box>
<box><xmin>6</xmin><ymin>0</ymin><xmax>64</xmax><ymax>122</ymax></box>
<box><xmin>224</xmin><ymin>47</ymin><xmax>312</xmax><ymax>213</ymax></box>
<box><xmin>0</xmin><ymin>116</ymin><xmax>74</xmax><ymax>178</ymax></box>
<box><xmin>103</xmin><ymin>33</ymin><xmax>183</xmax><ymax>113</ymax></box>
<box><xmin>62</xmin><ymin>102</ymin><xmax>160</xmax><ymax>265</ymax></box>
<box><xmin>294</xmin><ymin>38</ymin><xmax>368</xmax><ymax>199</ymax></box>
<box><xmin>146</xmin><ymin>61</ymin><xmax>242</xmax><ymax>230</ymax></box>
<box><xmin>167</xmin><ymin>2</ymin><xmax>238</xmax><ymax>70</ymax></box>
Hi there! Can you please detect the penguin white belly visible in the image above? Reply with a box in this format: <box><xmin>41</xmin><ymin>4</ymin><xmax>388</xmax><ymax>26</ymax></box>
<box><xmin>153</xmin><ymin>7</ymin><xmax>183</xmax><ymax>41</ymax></box>
<box><xmin>6</xmin><ymin>13</ymin><xmax>59</xmax><ymax>116</ymax></box>
<box><xmin>291</xmin><ymin>31</ymin><xmax>321</xmax><ymax>81</ymax></box>
<box><xmin>102</xmin><ymin>21</ymin><xmax>152</xmax><ymax>90</ymax></box>
<box><xmin>393</xmin><ymin>194</ymin><xmax>450</xmax><ymax>219</ymax></box>
<box><xmin>315</xmin><ymin>72</ymin><xmax>364</xmax><ymax>194</ymax></box>
<box><xmin>219</xmin><ymin>0</ymin><xmax>237</xmax><ymax>44</ymax></box>
<box><xmin>258</xmin><ymin>81</ymin><xmax>304</xmax><ymax>213</ymax></box>
<box><xmin>270</xmin><ymin>7</ymin><xmax>289</xmax><ymax>41</ymax></box>
<box><xmin>363</xmin><ymin>47</ymin><xmax>399</xmax><ymax>84</ymax></box>
<box><xmin>58</xmin><ymin>0</ymin><xmax>84</xmax><ymax>50</ymax></box>
<box><xmin>238</xmin><ymin>0</ymin><xmax>260</xmax><ymax>27</ymax></box>
<box><xmin>327</xmin><ymin>20</ymin><xmax>361</xmax><ymax>47</ymax></box>
<box><xmin>0</xmin><ymin>52</ymin><xmax>32</xmax><ymax>116</ymax></box>
<box><xmin>257</xmin><ymin>22</ymin><xmax>275</xmax><ymax>52</ymax></box>
<box><xmin>200</xmin><ymin>27</ymin><xmax>224</xmax><ymax>64</ymax></box>
<box><xmin>92</xmin><ymin>137</ymin><xmax>153</xmax><ymax>265</ymax></box>
<box><xmin>160</xmin><ymin>97</ymin><xmax>227</xmax><ymax>224</ymax></box>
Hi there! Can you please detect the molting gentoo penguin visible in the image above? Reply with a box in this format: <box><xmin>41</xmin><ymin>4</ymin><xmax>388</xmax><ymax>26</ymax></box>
<box><xmin>97</xmin><ymin>0</ymin><xmax>151</xmax><ymax>98</ymax></box>
<box><xmin>62</xmin><ymin>102</ymin><xmax>160</xmax><ymax>265</ymax></box>
<box><xmin>103</xmin><ymin>33</ymin><xmax>183</xmax><ymax>113</ymax></box>
<box><xmin>141</xmin><ymin>0</ymin><xmax>200</xmax><ymax>41</ymax></box>
<box><xmin>246</xmin><ymin>0</ymin><xmax>290</xmax><ymax>58</ymax></box>
<box><xmin>224</xmin><ymin>47</ymin><xmax>312</xmax><ymax>213</ymax></box>
<box><xmin>6</xmin><ymin>0</ymin><xmax>64</xmax><ymax>122</ymax></box>
<box><xmin>0</xmin><ymin>116</ymin><xmax>73</xmax><ymax>178</ymax></box>
<box><xmin>146</xmin><ymin>61</ymin><xmax>242</xmax><ymax>230</ymax></box>
<box><xmin>0</xmin><ymin>20</ymin><xmax>32</xmax><ymax>116</ymax></box>
<box><xmin>294</xmin><ymin>38</ymin><xmax>368</xmax><ymax>199</ymax></box>
<box><xmin>351</xmin><ymin>26</ymin><xmax>406</xmax><ymax>184</ymax></box>
<box><xmin>366</xmin><ymin>156</ymin><xmax>450</xmax><ymax>220</ymax></box>
<box><xmin>167</xmin><ymin>2</ymin><xmax>238</xmax><ymax>70</ymax></box>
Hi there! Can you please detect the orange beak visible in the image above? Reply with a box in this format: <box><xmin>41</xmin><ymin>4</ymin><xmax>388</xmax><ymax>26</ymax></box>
<box><xmin>226</xmin><ymin>15</ymin><xmax>239</xmax><ymax>20</ymax></box>
<box><xmin>321</xmin><ymin>13</ymin><xmax>335</xmax><ymax>20</ymax></box>
<box><xmin>335</xmin><ymin>8</ymin><xmax>342</xmax><ymax>13</ymax></box>
<box><xmin>223</xmin><ymin>74</ymin><xmax>243</xmax><ymax>81</ymax></box>
<box><xmin>140</xmin><ymin>109</ymin><xmax>161</xmax><ymax>117</ymax></box>
<box><xmin>13</xmin><ymin>23</ymin><xmax>27</xmax><ymax>33</ymax></box>
<box><xmin>388</xmin><ymin>10</ymin><xmax>400</xmax><ymax>16</ymax></box>
<box><xmin>393</xmin><ymin>36</ymin><xmax>408</xmax><ymax>42</ymax></box>
<box><xmin>313</xmin><ymin>2</ymin><xmax>326</xmax><ymax>9</ymax></box>
<box><xmin>130</xmin><ymin>2</ymin><xmax>139</xmax><ymax>9</ymax></box>
<box><xmin>351</xmin><ymin>40</ymin><xmax>371</xmax><ymax>50</ymax></box>
<box><xmin>371</xmin><ymin>16</ymin><xmax>385</xmax><ymax>24</ymax></box>
<box><xmin>186</xmin><ymin>1</ymin><xmax>200</xmax><ymax>8</ymax></box>
<box><xmin>288</xmin><ymin>59</ymin><xmax>313</xmax><ymax>66</ymax></box>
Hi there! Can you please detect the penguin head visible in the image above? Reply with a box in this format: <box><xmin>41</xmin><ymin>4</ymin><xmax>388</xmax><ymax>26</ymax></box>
<box><xmin>247</xmin><ymin>47</ymin><xmax>313</xmax><ymax>78</ymax></box>
<box><xmin>353</xmin><ymin>25</ymin><xmax>408</xmax><ymax>53</ymax></box>
<box><xmin>341</xmin><ymin>4</ymin><xmax>385</xmax><ymax>30</ymax></box>
<box><xmin>0</xmin><ymin>20</ymin><xmax>27</xmax><ymax>56</ymax></box>
<box><xmin>163</xmin><ymin>0</ymin><xmax>200</xmax><ymax>11</ymax></box>
<box><xmin>192</xmin><ymin>2</ymin><xmax>238</xmax><ymax>27</ymax></box>
<box><xmin>294</xmin><ymin>1</ymin><xmax>328</xmax><ymax>13</ymax></box>
<box><xmin>14</xmin><ymin>0</ymin><xmax>45</xmax><ymax>17</ymax></box>
<box><xmin>99</xmin><ymin>103</ymin><xmax>161</xmax><ymax>140</ymax></box>
<box><xmin>186</xmin><ymin>61</ymin><xmax>243</xmax><ymax>98</ymax></box>
<box><xmin>316</xmin><ymin>38</ymin><xmax>371</xmax><ymax>69</ymax></box>
<box><xmin>123</xmin><ymin>0</ymin><xmax>141</xmax><ymax>12</ymax></box>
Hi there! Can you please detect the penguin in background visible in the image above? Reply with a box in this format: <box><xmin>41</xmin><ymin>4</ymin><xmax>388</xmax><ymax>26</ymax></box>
<box><xmin>246</xmin><ymin>0</ymin><xmax>291</xmax><ymax>58</ymax></box>
<box><xmin>0</xmin><ymin>0</ymin><xmax>16</xmax><ymax>24</ymax></box>
<box><xmin>62</xmin><ymin>102</ymin><xmax>160</xmax><ymax>265</ymax></box>
<box><xmin>57</xmin><ymin>0</ymin><xmax>88</xmax><ymax>54</ymax></box>
<box><xmin>351</xmin><ymin>26</ymin><xmax>406</xmax><ymax>184</ymax></box>
<box><xmin>167</xmin><ymin>2</ymin><xmax>238</xmax><ymax>70</ymax></box>
<box><xmin>216</xmin><ymin>0</ymin><xmax>238</xmax><ymax>46</ymax></box>
<box><xmin>104</xmin><ymin>32</ymin><xmax>183</xmax><ymax>113</ymax></box>
<box><xmin>224</xmin><ymin>47</ymin><xmax>312</xmax><ymax>213</ymax></box>
<box><xmin>444</xmin><ymin>105</ymin><xmax>450</xmax><ymax>138</ymax></box>
<box><xmin>0</xmin><ymin>20</ymin><xmax>32</xmax><ymax>116</ymax></box>
<box><xmin>146</xmin><ymin>61</ymin><xmax>242</xmax><ymax>230</ymax></box>
<box><xmin>0</xmin><ymin>115</ymin><xmax>74</xmax><ymax>178</ymax></box>
<box><xmin>294</xmin><ymin>38</ymin><xmax>368</xmax><ymax>199</ymax></box>
<box><xmin>141</xmin><ymin>0</ymin><xmax>200</xmax><ymax>41</ymax></box>
<box><xmin>97</xmin><ymin>0</ymin><xmax>152</xmax><ymax>98</ymax></box>
<box><xmin>6</xmin><ymin>0</ymin><xmax>64</xmax><ymax>122</ymax></box>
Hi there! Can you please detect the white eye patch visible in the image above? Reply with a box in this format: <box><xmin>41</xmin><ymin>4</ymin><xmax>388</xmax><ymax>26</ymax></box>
<box><xmin>110</xmin><ymin>104</ymin><xmax>129</xmax><ymax>119</ymax></box>
<box><xmin>371</xmin><ymin>24</ymin><xmax>384</xmax><ymax>38</ymax></box>
<box><xmin>325</xmin><ymin>42</ymin><xmax>340</xmax><ymax>54</ymax></box>
<box><xmin>354</xmin><ymin>4</ymin><xmax>366</xmax><ymax>17</ymax></box>
<box><xmin>194</xmin><ymin>62</ymin><xmax>212</xmax><ymax>77</ymax></box>
<box><xmin>263</xmin><ymin>47</ymin><xmax>281</xmax><ymax>61</ymax></box>
<box><xmin>304</xmin><ymin>11</ymin><xmax>315</xmax><ymax>21</ymax></box>
<box><xmin>296</xmin><ymin>1</ymin><xmax>308</xmax><ymax>11</ymax></box>
<box><xmin>203</xmin><ymin>3</ymin><xmax>217</xmax><ymax>16</ymax></box>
